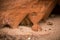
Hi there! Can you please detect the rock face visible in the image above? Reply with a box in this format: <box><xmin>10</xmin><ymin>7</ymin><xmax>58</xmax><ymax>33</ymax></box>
<box><xmin>0</xmin><ymin>0</ymin><xmax>56</xmax><ymax>31</ymax></box>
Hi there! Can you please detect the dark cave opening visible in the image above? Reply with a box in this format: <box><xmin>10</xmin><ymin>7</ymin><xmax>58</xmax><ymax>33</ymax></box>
<box><xmin>50</xmin><ymin>4</ymin><xmax>60</xmax><ymax>15</ymax></box>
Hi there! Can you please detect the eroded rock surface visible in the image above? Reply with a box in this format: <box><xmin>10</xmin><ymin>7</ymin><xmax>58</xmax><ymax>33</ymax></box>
<box><xmin>0</xmin><ymin>0</ymin><xmax>56</xmax><ymax>31</ymax></box>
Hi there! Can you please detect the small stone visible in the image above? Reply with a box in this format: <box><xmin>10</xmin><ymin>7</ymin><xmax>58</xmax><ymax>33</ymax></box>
<box><xmin>47</xmin><ymin>22</ymin><xmax>53</xmax><ymax>26</ymax></box>
<box><xmin>49</xmin><ymin>28</ymin><xmax>51</xmax><ymax>30</ymax></box>
<box><xmin>45</xmin><ymin>30</ymin><xmax>47</xmax><ymax>31</ymax></box>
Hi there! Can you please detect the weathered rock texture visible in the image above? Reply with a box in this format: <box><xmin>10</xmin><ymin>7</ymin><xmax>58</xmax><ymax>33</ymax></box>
<box><xmin>0</xmin><ymin>0</ymin><xmax>56</xmax><ymax>31</ymax></box>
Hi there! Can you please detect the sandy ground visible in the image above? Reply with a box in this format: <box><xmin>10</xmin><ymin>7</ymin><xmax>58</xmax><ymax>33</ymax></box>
<box><xmin>0</xmin><ymin>14</ymin><xmax>60</xmax><ymax>40</ymax></box>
